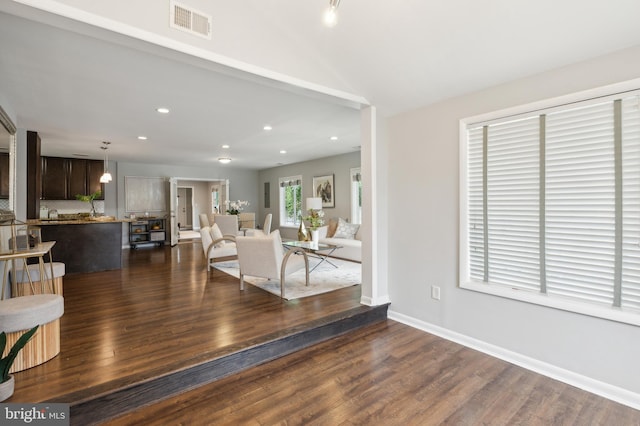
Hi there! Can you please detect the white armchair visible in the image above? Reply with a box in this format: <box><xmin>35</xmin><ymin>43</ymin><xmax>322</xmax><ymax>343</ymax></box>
<box><xmin>262</xmin><ymin>213</ymin><xmax>272</xmax><ymax>235</ymax></box>
<box><xmin>200</xmin><ymin>225</ymin><xmax>238</xmax><ymax>271</ymax></box>
<box><xmin>199</xmin><ymin>213</ymin><xmax>210</xmax><ymax>228</ymax></box>
<box><xmin>235</xmin><ymin>230</ymin><xmax>309</xmax><ymax>298</ymax></box>
<box><xmin>212</xmin><ymin>214</ymin><xmax>242</xmax><ymax>237</ymax></box>
<box><xmin>245</xmin><ymin>213</ymin><xmax>272</xmax><ymax>237</ymax></box>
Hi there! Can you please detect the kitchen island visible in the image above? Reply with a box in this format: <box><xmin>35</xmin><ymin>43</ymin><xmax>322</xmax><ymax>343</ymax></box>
<box><xmin>28</xmin><ymin>218</ymin><xmax>126</xmax><ymax>274</ymax></box>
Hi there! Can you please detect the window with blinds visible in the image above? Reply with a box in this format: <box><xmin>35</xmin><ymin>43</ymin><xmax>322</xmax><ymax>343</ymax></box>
<box><xmin>463</xmin><ymin>92</ymin><xmax>640</xmax><ymax>324</ymax></box>
<box><xmin>279</xmin><ymin>175</ymin><xmax>302</xmax><ymax>226</ymax></box>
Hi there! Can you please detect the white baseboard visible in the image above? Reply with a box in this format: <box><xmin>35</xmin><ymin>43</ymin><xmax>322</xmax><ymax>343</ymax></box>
<box><xmin>387</xmin><ymin>309</ymin><xmax>640</xmax><ymax>411</ymax></box>
<box><xmin>360</xmin><ymin>294</ymin><xmax>391</xmax><ymax>306</ymax></box>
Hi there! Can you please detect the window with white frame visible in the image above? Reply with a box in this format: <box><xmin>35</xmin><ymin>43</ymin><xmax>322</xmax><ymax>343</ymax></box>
<box><xmin>279</xmin><ymin>175</ymin><xmax>302</xmax><ymax>226</ymax></box>
<box><xmin>461</xmin><ymin>90</ymin><xmax>640</xmax><ymax>325</ymax></box>
<box><xmin>350</xmin><ymin>168</ymin><xmax>362</xmax><ymax>224</ymax></box>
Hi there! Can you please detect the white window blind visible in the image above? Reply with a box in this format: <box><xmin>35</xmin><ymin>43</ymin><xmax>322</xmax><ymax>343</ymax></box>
<box><xmin>464</xmin><ymin>92</ymin><xmax>640</xmax><ymax>322</ymax></box>
<box><xmin>468</xmin><ymin>127</ymin><xmax>485</xmax><ymax>282</ymax></box>
<box><xmin>486</xmin><ymin>116</ymin><xmax>540</xmax><ymax>291</ymax></box>
<box><xmin>545</xmin><ymin>101</ymin><xmax>616</xmax><ymax>305</ymax></box>
<box><xmin>622</xmin><ymin>97</ymin><xmax>640</xmax><ymax>310</ymax></box>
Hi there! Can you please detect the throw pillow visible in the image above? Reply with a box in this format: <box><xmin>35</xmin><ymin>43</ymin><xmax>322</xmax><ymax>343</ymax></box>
<box><xmin>333</xmin><ymin>218</ymin><xmax>359</xmax><ymax>239</ymax></box>
<box><xmin>327</xmin><ymin>218</ymin><xmax>339</xmax><ymax>238</ymax></box>
<box><xmin>210</xmin><ymin>223</ymin><xmax>225</xmax><ymax>247</ymax></box>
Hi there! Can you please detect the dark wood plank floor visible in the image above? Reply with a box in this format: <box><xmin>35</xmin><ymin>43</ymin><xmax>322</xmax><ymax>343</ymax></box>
<box><xmin>9</xmin><ymin>241</ymin><xmax>362</xmax><ymax>404</ymax></box>
<box><xmin>9</xmin><ymin>241</ymin><xmax>639</xmax><ymax>425</ymax></box>
<box><xmin>110</xmin><ymin>321</ymin><xmax>640</xmax><ymax>425</ymax></box>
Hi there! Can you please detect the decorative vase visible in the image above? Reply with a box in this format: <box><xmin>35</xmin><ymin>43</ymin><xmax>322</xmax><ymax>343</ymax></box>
<box><xmin>0</xmin><ymin>376</ymin><xmax>15</xmax><ymax>402</ymax></box>
<box><xmin>298</xmin><ymin>221</ymin><xmax>308</xmax><ymax>241</ymax></box>
<box><xmin>310</xmin><ymin>229</ymin><xmax>319</xmax><ymax>242</ymax></box>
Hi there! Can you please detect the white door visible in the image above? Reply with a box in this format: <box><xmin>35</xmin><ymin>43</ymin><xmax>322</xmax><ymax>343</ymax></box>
<box><xmin>169</xmin><ymin>177</ymin><xmax>178</xmax><ymax>246</ymax></box>
<box><xmin>177</xmin><ymin>187</ymin><xmax>187</xmax><ymax>228</ymax></box>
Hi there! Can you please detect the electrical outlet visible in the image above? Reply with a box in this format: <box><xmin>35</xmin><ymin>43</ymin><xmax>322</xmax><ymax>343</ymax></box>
<box><xmin>431</xmin><ymin>285</ymin><xmax>441</xmax><ymax>300</ymax></box>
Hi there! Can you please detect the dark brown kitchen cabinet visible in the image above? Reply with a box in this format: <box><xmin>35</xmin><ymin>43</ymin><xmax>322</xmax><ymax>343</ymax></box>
<box><xmin>68</xmin><ymin>158</ymin><xmax>88</xmax><ymax>198</ymax></box>
<box><xmin>87</xmin><ymin>160</ymin><xmax>105</xmax><ymax>196</ymax></box>
<box><xmin>41</xmin><ymin>156</ymin><xmax>68</xmax><ymax>200</ymax></box>
<box><xmin>0</xmin><ymin>153</ymin><xmax>9</xmax><ymax>199</ymax></box>
<box><xmin>41</xmin><ymin>156</ymin><xmax>104</xmax><ymax>200</ymax></box>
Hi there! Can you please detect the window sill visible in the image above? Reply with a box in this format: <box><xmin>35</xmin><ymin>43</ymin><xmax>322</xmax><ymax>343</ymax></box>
<box><xmin>460</xmin><ymin>279</ymin><xmax>640</xmax><ymax>327</ymax></box>
<box><xmin>279</xmin><ymin>224</ymin><xmax>299</xmax><ymax>229</ymax></box>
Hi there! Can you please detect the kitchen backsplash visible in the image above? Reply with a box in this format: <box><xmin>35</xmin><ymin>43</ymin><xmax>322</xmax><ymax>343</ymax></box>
<box><xmin>40</xmin><ymin>200</ymin><xmax>105</xmax><ymax>215</ymax></box>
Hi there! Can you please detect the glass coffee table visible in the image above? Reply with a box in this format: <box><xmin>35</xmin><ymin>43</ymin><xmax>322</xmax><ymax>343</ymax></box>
<box><xmin>282</xmin><ymin>240</ymin><xmax>343</xmax><ymax>272</ymax></box>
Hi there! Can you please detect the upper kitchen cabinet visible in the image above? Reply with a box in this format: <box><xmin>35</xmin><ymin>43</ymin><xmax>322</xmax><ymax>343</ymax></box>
<box><xmin>0</xmin><ymin>153</ymin><xmax>9</xmax><ymax>199</ymax></box>
<box><xmin>68</xmin><ymin>158</ymin><xmax>88</xmax><ymax>197</ymax></box>
<box><xmin>41</xmin><ymin>156</ymin><xmax>104</xmax><ymax>200</ymax></box>
<box><xmin>87</xmin><ymin>160</ymin><xmax>105</xmax><ymax>196</ymax></box>
<box><xmin>41</xmin><ymin>156</ymin><xmax>67</xmax><ymax>200</ymax></box>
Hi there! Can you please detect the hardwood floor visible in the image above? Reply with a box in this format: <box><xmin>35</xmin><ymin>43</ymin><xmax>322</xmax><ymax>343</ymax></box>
<box><xmin>8</xmin><ymin>241</ymin><xmax>639</xmax><ymax>425</ymax></box>
<box><xmin>9</xmin><ymin>242</ymin><xmax>363</xmax><ymax>405</ymax></box>
<box><xmin>111</xmin><ymin>321</ymin><xmax>640</xmax><ymax>425</ymax></box>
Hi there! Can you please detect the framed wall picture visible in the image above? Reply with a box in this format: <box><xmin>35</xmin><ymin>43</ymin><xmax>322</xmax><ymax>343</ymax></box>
<box><xmin>313</xmin><ymin>174</ymin><xmax>335</xmax><ymax>208</ymax></box>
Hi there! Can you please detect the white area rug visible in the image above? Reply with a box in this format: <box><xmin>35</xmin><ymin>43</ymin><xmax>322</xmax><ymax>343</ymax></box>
<box><xmin>213</xmin><ymin>258</ymin><xmax>361</xmax><ymax>300</ymax></box>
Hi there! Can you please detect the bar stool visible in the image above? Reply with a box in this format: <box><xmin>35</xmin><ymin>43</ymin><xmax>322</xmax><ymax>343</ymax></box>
<box><xmin>0</xmin><ymin>294</ymin><xmax>64</xmax><ymax>373</ymax></box>
<box><xmin>10</xmin><ymin>262</ymin><xmax>65</xmax><ymax>296</ymax></box>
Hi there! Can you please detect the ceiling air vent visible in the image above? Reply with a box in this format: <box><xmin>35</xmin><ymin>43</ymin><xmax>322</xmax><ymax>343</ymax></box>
<box><xmin>169</xmin><ymin>1</ymin><xmax>212</xmax><ymax>40</ymax></box>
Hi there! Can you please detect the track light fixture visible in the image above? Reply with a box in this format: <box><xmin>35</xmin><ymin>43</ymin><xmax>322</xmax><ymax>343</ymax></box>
<box><xmin>100</xmin><ymin>141</ymin><xmax>112</xmax><ymax>183</ymax></box>
<box><xmin>323</xmin><ymin>0</ymin><xmax>340</xmax><ymax>27</ymax></box>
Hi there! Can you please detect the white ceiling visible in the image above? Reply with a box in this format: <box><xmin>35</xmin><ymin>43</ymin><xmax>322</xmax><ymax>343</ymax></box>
<box><xmin>2</xmin><ymin>0</ymin><xmax>640</xmax><ymax>170</ymax></box>
<box><xmin>0</xmin><ymin>7</ymin><xmax>363</xmax><ymax>170</ymax></box>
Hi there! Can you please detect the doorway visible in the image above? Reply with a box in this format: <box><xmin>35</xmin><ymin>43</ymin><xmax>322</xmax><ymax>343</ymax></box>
<box><xmin>177</xmin><ymin>186</ymin><xmax>194</xmax><ymax>230</ymax></box>
<box><xmin>170</xmin><ymin>178</ymin><xmax>229</xmax><ymax>246</ymax></box>
<box><xmin>210</xmin><ymin>181</ymin><xmax>228</xmax><ymax>214</ymax></box>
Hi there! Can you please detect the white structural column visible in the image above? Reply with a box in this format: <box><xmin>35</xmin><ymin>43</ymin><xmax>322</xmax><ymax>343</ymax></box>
<box><xmin>360</xmin><ymin>106</ymin><xmax>389</xmax><ymax>306</ymax></box>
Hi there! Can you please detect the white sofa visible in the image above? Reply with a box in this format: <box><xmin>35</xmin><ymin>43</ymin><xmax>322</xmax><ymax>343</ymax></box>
<box><xmin>317</xmin><ymin>223</ymin><xmax>361</xmax><ymax>262</ymax></box>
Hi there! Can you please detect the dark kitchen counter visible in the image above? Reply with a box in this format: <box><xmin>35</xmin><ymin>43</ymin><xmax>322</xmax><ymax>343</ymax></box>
<box><xmin>29</xmin><ymin>220</ymin><xmax>125</xmax><ymax>274</ymax></box>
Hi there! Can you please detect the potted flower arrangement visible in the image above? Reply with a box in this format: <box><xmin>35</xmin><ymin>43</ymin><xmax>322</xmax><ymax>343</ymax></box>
<box><xmin>225</xmin><ymin>200</ymin><xmax>249</xmax><ymax>215</ymax></box>
<box><xmin>0</xmin><ymin>325</ymin><xmax>39</xmax><ymax>402</ymax></box>
<box><xmin>75</xmin><ymin>190</ymin><xmax>102</xmax><ymax>217</ymax></box>
<box><xmin>303</xmin><ymin>208</ymin><xmax>325</xmax><ymax>242</ymax></box>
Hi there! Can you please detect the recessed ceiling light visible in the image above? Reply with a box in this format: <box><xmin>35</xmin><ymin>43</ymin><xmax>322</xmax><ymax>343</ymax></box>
<box><xmin>72</xmin><ymin>153</ymin><xmax>90</xmax><ymax>157</ymax></box>
<box><xmin>280</xmin><ymin>150</ymin><xmax>287</xmax><ymax>154</ymax></box>
<box><xmin>156</xmin><ymin>107</ymin><xmax>170</xmax><ymax>114</ymax></box>
<box><xmin>137</xmin><ymin>136</ymin><xmax>148</xmax><ymax>140</ymax></box>
<box><xmin>330</xmin><ymin>136</ymin><xmax>339</xmax><ymax>141</ymax></box>
<box><xmin>218</xmin><ymin>157</ymin><xmax>231</xmax><ymax>164</ymax></box>
<box><xmin>222</xmin><ymin>144</ymin><xmax>230</xmax><ymax>149</ymax></box>
<box><xmin>263</xmin><ymin>125</ymin><xmax>272</xmax><ymax>131</ymax></box>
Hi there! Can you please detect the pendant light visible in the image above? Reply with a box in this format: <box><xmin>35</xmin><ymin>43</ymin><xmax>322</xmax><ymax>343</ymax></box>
<box><xmin>100</xmin><ymin>141</ymin><xmax>112</xmax><ymax>183</ymax></box>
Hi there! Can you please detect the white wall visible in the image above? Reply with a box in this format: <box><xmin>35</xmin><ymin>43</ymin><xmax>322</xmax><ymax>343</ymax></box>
<box><xmin>116</xmin><ymin>161</ymin><xmax>258</xmax><ymax>218</ymax></box>
<box><xmin>258</xmin><ymin>151</ymin><xmax>360</xmax><ymax>240</ymax></box>
<box><xmin>386</xmin><ymin>45</ymin><xmax>640</xmax><ymax>404</ymax></box>
<box><xmin>115</xmin><ymin>161</ymin><xmax>258</xmax><ymax>245</ymax></box>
